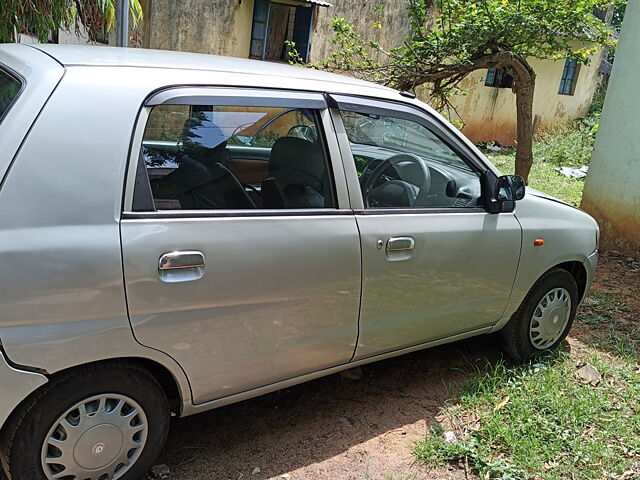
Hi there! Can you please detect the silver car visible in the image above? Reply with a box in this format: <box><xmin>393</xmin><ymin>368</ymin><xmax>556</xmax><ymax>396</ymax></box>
<box><xmin>0</xmin><ymin>44</ymin><xmax>598</xmax><ymax>480</ymax></box>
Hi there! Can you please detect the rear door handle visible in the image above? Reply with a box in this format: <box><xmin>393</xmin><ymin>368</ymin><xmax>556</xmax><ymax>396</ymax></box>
<box><xmin>386</xmin><ymin>237</ymin><xmax>415</xmax><ymax>252</ymax></box>
<box><xmin>159</xmin><ymin>251</ymin><xmax>205</xmax><ymax>270</ymax></box>
<box><xmin>158</xmin><ymin>251</ymin><xmax>205</xmax><ymax>282</ymax></box>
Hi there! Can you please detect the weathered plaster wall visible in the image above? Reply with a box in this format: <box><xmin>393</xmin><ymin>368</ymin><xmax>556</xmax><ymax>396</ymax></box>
<box><xmin>142</xmin><ymin>0</ymin><xmax>255</xmax><ymax>58</ymax></box>
<box><xmin>309</xmin><ymin>0</ymin><xmax>412</xmax><ymax>63</ymax></box>
<box><xmin>446</xmin><ymin>53</ymin><xmax>603</xmax><ymax>145</ymax></box>
<box><xmin>581</xmin><ymin>0</ymin><xmax>640</xmax><ymax>257</ymax></box>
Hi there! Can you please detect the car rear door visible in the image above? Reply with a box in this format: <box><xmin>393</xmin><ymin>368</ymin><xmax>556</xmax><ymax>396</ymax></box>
<box><xmin>121</xmin><ymin>88</ymin><xmax>361</xmax><ymax>404</ymax></box>
<box><xmin>329</xmin><ymin>95</ymin><xmax>522</xmax><ymax>359</ymax></box>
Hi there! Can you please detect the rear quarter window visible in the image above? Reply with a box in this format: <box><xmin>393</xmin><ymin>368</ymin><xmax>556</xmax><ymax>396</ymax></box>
<box><xmin>0</xmin><ymin>68</ymin><xmax>23</xmax><ymax>122</ymax></box>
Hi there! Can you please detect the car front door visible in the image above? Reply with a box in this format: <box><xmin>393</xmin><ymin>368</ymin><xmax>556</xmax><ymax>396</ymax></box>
<box><xmin>329</xmin><ymin>95</ymin><xmax>522</xmax><ymax>359</ymax></box>
<box><xmin>121</xmin><ymin>88</ymin><xmax>361</xmax><ymax>404</ymax></box>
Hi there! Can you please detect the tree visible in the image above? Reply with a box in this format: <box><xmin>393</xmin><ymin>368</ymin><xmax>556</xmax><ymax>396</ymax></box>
<box><xmin>309</xmin><ymin>0</ymin><xmax>621</xmax><ymax>182</ymax></box>
<box><xmin>0</xmin><ymin>0</ymin><xmax>142</xmax><ymax>44</ymax></box>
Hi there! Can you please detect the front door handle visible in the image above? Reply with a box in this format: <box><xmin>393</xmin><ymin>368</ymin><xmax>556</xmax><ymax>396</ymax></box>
<box><xmin>158</xmin><ymin>251</ymin><xmax>205</xmax><ymax>283</ymax></box>
<box><xmin>385</xmin><ymin>236</ymin><xmax>415</xmax><ymax>262</ymax></box>
<box><xmin>386</xmin><ymin>237</ymin><xmax>415</xmax><ymax>252</ymax></box>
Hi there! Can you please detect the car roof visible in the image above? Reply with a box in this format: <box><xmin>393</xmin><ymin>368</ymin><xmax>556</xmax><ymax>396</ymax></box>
<box><xmin>29</xmin><ymin>44</ymin><xmax>394</xmax><ymax>92</ymax></box>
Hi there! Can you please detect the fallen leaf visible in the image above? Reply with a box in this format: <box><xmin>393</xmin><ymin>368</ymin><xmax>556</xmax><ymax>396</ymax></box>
<box><xmin>494</xmin><ymin>396</ymin><xmax>510</xmax><ymax>411</ymax></box>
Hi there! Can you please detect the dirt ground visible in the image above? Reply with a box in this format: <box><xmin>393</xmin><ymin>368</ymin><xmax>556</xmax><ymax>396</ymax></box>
<box><xmin>153</xmin><ymin>337</ymin><xmax>493</xmax><ymax>480</ymax></box>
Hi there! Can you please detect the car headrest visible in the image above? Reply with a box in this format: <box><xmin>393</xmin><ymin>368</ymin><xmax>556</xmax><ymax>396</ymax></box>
<box><xmin>268</xmin><ymin>137</ymin><xmax>324</xmax><ymax>190</ymax></box>
<box><xmin>182</xmin><ymin>111</ymin><xmax>227</xmax><ymax>161</ymax></box>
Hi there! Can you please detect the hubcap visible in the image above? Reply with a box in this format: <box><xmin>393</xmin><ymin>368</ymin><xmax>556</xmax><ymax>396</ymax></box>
<box><xmin>41</xmin><ymin>394</ymin><xmax>148</xmax><ymax>480</ymax></box>
<box><xmin>529</xmin><ymin>287</ymin><xmax>572</xmax><ymax>350</ymax></box>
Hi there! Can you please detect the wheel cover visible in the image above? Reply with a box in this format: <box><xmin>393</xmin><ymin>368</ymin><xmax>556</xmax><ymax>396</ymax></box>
<box><xmin>41</xmin><ymin>393</ymin><xmax>148</xmax><ymax>480</ymax></box>
<box><xmin>529</xmin><ymin>287</ymin><xmax>572</xmax><ymax>350</ymax></box>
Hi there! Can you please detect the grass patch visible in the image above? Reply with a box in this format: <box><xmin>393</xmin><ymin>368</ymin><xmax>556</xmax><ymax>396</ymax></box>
<box><xmin>580</xmin><ymin>292</ymin><xmax>638</xmax><ymax>361</ymax></box>
<box><xmin>490</xmin><ymin>152</ymin><xmax>585</xmax><ymax>207</ymax></box>
<box><xmin>581</xmin><ymin>292</ymin><xmax>629</xmax><ymax>329</ymax></box>
<box><xmin>414</xmin><ymin>352</ymin><xmax>640</xmax><ymax>480</ymax></box>
<box><xmin>483</xmin><ymin>112</ymin><xmax>600</xmax><ymax>207</ymax></box>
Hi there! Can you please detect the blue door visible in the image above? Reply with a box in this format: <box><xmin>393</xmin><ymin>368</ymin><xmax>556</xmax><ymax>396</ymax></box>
<box><xmin>250</xmin><ymin>0</ymin><xmax>270</xmax><ymax>60</ymax></box>
<box><xmin>293</xmin><ymin>6</ymin><xmax>314</xmax><ymax>62</ymax></box>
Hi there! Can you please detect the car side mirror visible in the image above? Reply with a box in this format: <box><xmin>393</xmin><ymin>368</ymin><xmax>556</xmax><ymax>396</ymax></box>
<box><xmin>483</xmin><ymin>173</ymin><xmax>526</xmax><ymax>214</ymax></box>
<box><xmin>495</xmin><ymin>175</ymin><xmax>526</xmax><ymax>201</ymax></box>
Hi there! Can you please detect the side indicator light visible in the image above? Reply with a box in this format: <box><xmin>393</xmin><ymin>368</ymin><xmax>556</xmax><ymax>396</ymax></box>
<box><xmin>534</xmin><ymin>238</ymin><xmax>545</xmax><ymax>247</ymax></box>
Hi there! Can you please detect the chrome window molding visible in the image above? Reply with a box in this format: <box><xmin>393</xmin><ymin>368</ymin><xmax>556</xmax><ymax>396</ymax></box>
<box><xmin>354</xmin><ymin>207</ymin><xmax>489</xmax><ymax>216</ymax></box>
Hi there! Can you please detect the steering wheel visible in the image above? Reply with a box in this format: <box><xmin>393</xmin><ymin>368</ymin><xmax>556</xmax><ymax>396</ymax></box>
<box><xmin>287</xmin><ymin>124</ymin><xmax>316</xmax><ymax>143</ymax></box>
<box><xmin>363</xmin><ymin>153</ymin><xmax>431</xmax><ymax>208</ymax></box>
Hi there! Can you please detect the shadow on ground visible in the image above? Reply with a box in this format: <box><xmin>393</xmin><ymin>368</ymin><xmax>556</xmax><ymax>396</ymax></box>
<box><xmin>155</xmin><ymin>337</ymin><xmax>501</xmax><ymax>480</ymax></box>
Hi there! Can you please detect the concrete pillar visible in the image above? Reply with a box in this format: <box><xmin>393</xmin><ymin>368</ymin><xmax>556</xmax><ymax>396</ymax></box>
<box><xmin>581</xmin><ymin>0</ymin><xmax>640</xmax><ymax>257</ymax></box>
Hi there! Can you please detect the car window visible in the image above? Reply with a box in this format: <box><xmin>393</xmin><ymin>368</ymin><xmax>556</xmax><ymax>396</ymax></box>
<box><xmin>339</xmin><ymin>110</ymin><xmax>481</xmax><ymax>209</ymax></box>
<box><xmin>0</xmin><ymin>68</ymin><xmax>22</xmax><ymax>122</ymax></box>
<box><xmin>139</xmin><ymin>104</ymin><xmax>335</xmax><ymax>210</ymax></box>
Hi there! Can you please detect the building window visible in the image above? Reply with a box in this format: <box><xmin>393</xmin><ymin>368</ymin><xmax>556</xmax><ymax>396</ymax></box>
<box><xmin>485</xmin><ymin>68</ymin><xmax>514</xmax><ymax>88</ymax></box>
<box><xmin>250</xmin><ymin>0</ymin><xmax>315</xmax><ymax>63</ymax></box>
<box><xmin>559</xmin><ymin>59</ymin><xmax>580</xmax><ymax>95</ymax></box>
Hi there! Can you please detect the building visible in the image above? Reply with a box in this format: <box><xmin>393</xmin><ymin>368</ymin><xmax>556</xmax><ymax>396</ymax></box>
<box><xmin>447</xmin><ymin>53</ymin><xmax>606</xmax><ymax>145</ymax></box>
<box><xmin>138</xmin><ymin>0</ymin><xmax>331</xmax><ymax>62</ymax></box>
<box><xmin>582</xmin><ymin>0</ymin><xmax>640</xmax><ymax>257</ymax></box>
<box><xmin>135</xmin><ymin>0</ymin><xmax>411</xmax><ymax>64</ymax></box>
<box><xmin>19</xmin><ymin>0</ymin><xmax>604</xmax><ymax>146</ymax></box>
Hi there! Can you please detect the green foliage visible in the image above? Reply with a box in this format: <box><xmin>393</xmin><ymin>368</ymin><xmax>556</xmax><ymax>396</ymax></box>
<box><xmin>313</xmin><ymin>0</ymin><xmax>620</xmax><ymax>94</ymax></box>
<box><xmin>414</xmin><ymin>352</ymin><xmax>640</xmax><ymax>479</ymax></box>
<box><xmin>406</xmin><ymin>0</ymin><xmax>617</xmax><ymax>64</ymax></box>
<box><xmin>0</xmin><ymin>0</ymin><xmax>143</xmax><ymax>43</ymax></box>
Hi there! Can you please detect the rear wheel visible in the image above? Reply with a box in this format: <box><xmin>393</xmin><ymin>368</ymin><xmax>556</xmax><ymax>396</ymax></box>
<box><xmin>0</xmin><ymin>363</ymin><xmax>170</xmax><ymax>480</ymax></box>
<box><xmin>500</xmin><ymin>268</ymin><xmax>579</xmax><ymax>362</ymax></box>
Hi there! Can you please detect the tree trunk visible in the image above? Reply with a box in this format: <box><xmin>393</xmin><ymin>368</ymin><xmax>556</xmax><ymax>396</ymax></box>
<box><xmin>513</xmin><ymin>65</ymin><xmax>536</xmax><ymax>183</ymax></box>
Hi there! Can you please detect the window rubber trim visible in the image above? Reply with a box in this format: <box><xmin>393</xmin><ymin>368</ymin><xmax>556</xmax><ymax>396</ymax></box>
<box><xmin>0</xmin><ymin>63</ymin><xmax>27</xmax><ymax>127</ymax></box>
<box><xmin>122</xmin><ymin>209</ymin><xmax>355</xmax><ymax>219</ymax></box>
<box><xmin>329</xmin><ymin>93</ymin><xmax>489</xmax><ymax>173</ymax></box>
<box><xmin>134</xmin><ymin>89</ymin><xmax>340</xmax><ymax>213</ymax></box>
<box><xmin>328</xmin><ymin>93</ymin><xmax>498</xmax><ymax>212</ymax></box>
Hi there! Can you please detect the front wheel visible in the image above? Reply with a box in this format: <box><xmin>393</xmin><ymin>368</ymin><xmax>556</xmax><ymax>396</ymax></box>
<box><xmin>500</xmin><ymin>268</ymin><xmax>579</xmax><ymax>362</ymax></box>
<box><xmin>0</xmin><ymin>363</ymin><xmax>170</xmax><ymax>480</ymax></box>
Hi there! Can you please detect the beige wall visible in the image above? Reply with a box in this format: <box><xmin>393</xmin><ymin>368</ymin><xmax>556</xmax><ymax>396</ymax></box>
<box><xmin>446</xmin><ymin>53</ymin><xmax>603</xmax><ymax>145</ymax></box>
<box><xmin>309</xmin><ymin>0</ymin><xmax>412</xmax><ymax>63</ymax></box>
<box><xmin>142</xmin><ymin>0</ymin><xmax>256</xmax><ymax>58</ymax></box>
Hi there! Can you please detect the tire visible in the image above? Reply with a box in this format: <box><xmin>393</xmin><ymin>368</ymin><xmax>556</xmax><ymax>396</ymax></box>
<box><xmin>0</xmin><ymin>363</ymin><xmax>170</xmax><ymax>480</ymax></box>
<box><xmin>500</xmin><ymin>268</ymin><xmax>579</xmax><ymax>362</ymax></box>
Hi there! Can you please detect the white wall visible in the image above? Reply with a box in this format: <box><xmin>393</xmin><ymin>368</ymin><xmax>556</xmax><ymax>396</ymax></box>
<box><xmin>581</xmin><ymin>0</ymin><xmax>640</xmax><ymax>256</ymax></box>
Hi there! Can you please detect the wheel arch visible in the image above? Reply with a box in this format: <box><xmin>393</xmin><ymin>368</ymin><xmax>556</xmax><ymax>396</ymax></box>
<box><xmin>492</xmin><ymin>257</ymin><xmax>590</xmax><ymax>334</ymax></box>
<box><xmin>1</xmin><ymin>356</ymin><xmax>185</xmax><ymax>440</ymax></box>
<box><xmin>554</xmin><ymin>260</ymin><xmax>588</xmax><ymax>303</ymax></box>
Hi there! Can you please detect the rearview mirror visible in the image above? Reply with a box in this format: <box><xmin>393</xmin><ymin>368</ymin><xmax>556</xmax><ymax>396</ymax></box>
<box><xmin>495</xmin><ymin>175</ymin><xmax>526</xmax><ymax>201</ymax></box>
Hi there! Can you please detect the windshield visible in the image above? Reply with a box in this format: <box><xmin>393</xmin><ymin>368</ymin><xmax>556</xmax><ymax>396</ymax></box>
<box><xmin>0</xmin><ymin>68</ymin><xmax>22</xmax><ymax>122</ymax></box>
